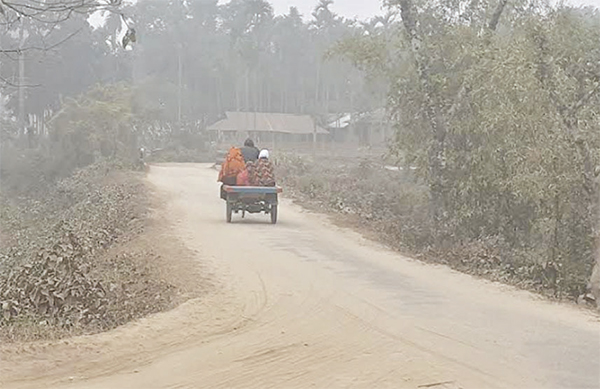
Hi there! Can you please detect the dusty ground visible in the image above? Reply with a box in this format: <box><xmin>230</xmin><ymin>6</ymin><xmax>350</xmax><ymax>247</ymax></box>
<box><xmin>1</xmin><ymin>163</ymin><xmax>599</xmax><ymax>389</ymax></box>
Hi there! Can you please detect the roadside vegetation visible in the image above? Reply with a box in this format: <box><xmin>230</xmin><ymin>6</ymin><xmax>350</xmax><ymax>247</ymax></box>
<box><xmin>330</xmin><ymin>2</ymin><xmax>600</xmax><ymax>304</ymax></box>
<box><xmin>275</xmin><ymin>2</ymin><xmax>600</xmax><ymax>303</ymax></box>
<box><xmin>276</xmin><ymin>153</ymin><xmax>595</xmax><ymax>302</ymax></box>
<box><xmin>0</xmin><ymin>85</ymin><xmax>202</xmax><ymax>342</ymax></box>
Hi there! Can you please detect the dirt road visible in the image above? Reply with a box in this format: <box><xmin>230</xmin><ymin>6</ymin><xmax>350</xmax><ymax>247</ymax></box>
<box><xmin>3</xmin><ymin>163</ymin><xmax>599</xmax><ymax>389</ymax></box>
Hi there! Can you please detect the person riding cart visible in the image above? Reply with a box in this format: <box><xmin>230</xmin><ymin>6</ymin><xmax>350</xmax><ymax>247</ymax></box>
<box><xmin>240</xmin><ymin>138</ymin><xmax>260</xmax><ymax>163</ymax></box>
<box><xmin>218</xmin><ymin>147</ymin><xmax>245</xmax><ymax>199</ymax></box>
<box><xmin>250</xmin><ymin>149</ymin><xmax>275</xmax><ymax>187</ymax></box>
<box><xmin>219</xmin><ymin>147</ymin><xmax>281</xmax><ymax>224</ymax></box>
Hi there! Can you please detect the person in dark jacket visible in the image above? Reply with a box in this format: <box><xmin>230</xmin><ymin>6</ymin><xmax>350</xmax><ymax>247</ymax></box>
<box><xmin>240</xmin><ymin>138</ymin><xmax>260</xmax><ymax>162</ymax></box>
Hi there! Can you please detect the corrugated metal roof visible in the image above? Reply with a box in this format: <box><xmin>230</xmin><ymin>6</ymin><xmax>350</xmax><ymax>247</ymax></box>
<box><xmin>327</xmin><ymin>109</ymin><xmax>388</xmax><ymax>129</ymax></box>
<box><xmin>327</xmin><ymin>113</ymin><xmax>352</xmax><ymax>129</ymax></box>
<box><xmin>207</xmin><ymin>112</ymin><xmax>329</xmax><ymax>135</ymax></box>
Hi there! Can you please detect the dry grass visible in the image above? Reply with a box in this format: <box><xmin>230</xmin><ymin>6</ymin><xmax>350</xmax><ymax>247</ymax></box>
<box><xmin>0</xmin><ymin>162</ymin><xmax>206</xmax><ymax>342</ymax></box>
<box><xmin>275</xmin><ymin>153</ymin><xmax>596</xmax><ymax>306</ymax></box>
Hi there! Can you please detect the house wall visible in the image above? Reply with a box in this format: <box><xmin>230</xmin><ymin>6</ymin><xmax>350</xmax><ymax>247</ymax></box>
<box><xmin>328</xmin><ymin>121</ymin><xmax>391</xmax><ymax>147</ymax></box>
<box><xmin>209</xmin><ymin>131</ymin><xmax>329</xmax><ymax>151</ymax></box>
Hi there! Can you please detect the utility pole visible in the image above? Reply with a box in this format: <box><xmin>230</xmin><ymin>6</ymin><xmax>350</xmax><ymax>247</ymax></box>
<box><xmin>312</xmin><ymin>116</ymin><xmax>317</xmax><ymax>156</ymax></box>
<box><xmin>18</xmin><ymin>18</ymin><xmax>27</xmax><ymax>138</ymax></box>
<box><xmin>0</xmin><ymin>33</ymin><xmax>3</xmax><ymax>134</ymax></box>
<box><xmin>177</xmin><ymin>43</ymin><xmax>183</xmax><ymax>124</ymax></box>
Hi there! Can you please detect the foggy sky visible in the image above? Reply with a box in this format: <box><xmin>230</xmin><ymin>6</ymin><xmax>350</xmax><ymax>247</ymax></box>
<box><xmin>270</xmin><ymin>0</ymin><xmax>599</xmax><ymax>19</ymax></box>
<box><xmin>270</xmin><ymin>0</ymin><xmax>384</xmax><ymax>20</ymax></box>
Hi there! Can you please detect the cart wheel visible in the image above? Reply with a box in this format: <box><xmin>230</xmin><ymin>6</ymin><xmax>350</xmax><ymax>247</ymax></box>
<box><xmin>270</xmin><ymin>204</ymin><xmax>278</xmax><ymax>224</ymax></box>
<box><xmin>226</xmin><ymin>201</ymin><xmax>233</xmax><ymax>223</ymax></box>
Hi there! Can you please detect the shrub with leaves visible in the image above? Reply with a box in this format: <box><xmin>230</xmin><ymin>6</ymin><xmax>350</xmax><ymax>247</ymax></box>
<box><xmin>0</xmin><ymin>163</ymin><xmax>175</xmax><ymax>340</ymax></box>
<box><xmin>1</xmin><ymin>234</ymin><xmax>110</xmax><ymax>327</ymax></box>
<box><xmin>277</xmin><ymin>153</ymin><xmax>594</xmax><ymax>300</ymax></box>
<box><xmin>335</xmin><ymin>4</ymin><xmax>600</xmax><ymax>299</ymax></box>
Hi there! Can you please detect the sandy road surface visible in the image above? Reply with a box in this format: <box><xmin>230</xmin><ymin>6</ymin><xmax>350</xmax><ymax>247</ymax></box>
<box><xmin>3</xmin><ymin>163</ymin><xmax>600</xmax><ymax>389</ymax></box>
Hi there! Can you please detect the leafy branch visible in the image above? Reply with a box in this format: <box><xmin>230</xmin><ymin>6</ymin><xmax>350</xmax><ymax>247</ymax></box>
<box><xmin>0</xmin><ymin>0</ymin><xmax>135</xmax><ymax>55</ymax></box>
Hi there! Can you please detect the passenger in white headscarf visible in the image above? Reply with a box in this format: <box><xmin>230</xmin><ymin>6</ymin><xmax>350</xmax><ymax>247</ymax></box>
<box><xmin>253</xmin><ymin>149</ymin><xmax>275</xmax><ymax>186</ymax></box>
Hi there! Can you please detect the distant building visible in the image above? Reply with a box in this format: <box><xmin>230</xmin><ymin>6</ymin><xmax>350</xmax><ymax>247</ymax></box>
<box><xmin>327</xmin><ymin>109</ymin><xmax>390</xmax><ymax>146</ymax></box>
<box><xmin>207</xmin><ymin>112</ymin><xmax>329</xmax><ymax>146</ymax></box>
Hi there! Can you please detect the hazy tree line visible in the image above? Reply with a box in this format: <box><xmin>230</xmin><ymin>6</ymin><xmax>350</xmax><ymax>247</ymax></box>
<box><xmin>0</xmin><ymin>0</ymin><xmax>382</xmax><ymax>133</ymax></box>
<box><xmin>0</xmin><ymin>0</ymin><xmax>384</xmax><ymax>191</ymax></box>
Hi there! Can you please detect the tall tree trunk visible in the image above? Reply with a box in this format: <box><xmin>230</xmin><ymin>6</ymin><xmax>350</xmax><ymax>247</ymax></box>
<box><xmin>447</xmin><ymin>0</ymin><xmax>508</xmax><ymax>123</ymax></box>
<box><xmin>280</xmin><ymin>82</ymin><xmax>285</xmax><ymax>113</ymax></box>
<box><xmin>235</xmin><ymin>75</ymin><xmax>241</xmax><ymax>111</ymax></box>
<box><xmin>397</xmin><ymin>0</ymin><xmax>447</xmax><ymax>224</ymax></box>
<box><xmin>488</xmin><ymin>0</ymin><xmax>509</xmax><ymax>31</ymax></box>
<box><xmin>592</xmin><ymin>222</ymin><xmax>600</xmax><ymax>308</ymax></box>
<box><xmin>177</xmin><ymin>44</ymin><xmax>183</xmax><ymax>123</ymax></box>
<box><xmin>267</xmin><ymin>81</ymin><xmax>272</xmax><ymax>113</ymax></box>
<box><xmin>256</xmin><ymin>70</ymin><xmax>262</xmax><ymax>112</ymax></box>
<box><xmin>325</xmin><ymin>84</ymin><xmax>330</xmax><ymax>116</ymax></box>
<box><xmin>18</xmin><ymin>18</ymin><xmax>27</xmax><ymax>139</ymax></box>
<box><xmin>533</xmin><ymin>27</ymin><xmax>600</xmax><ymax>299</ymax></box>
<box><xmin>397</xmin><ymin>0</ymin><xmax>510</xmax><ymax>227</ymax></box>
<box><xmin>245</xmin><ymin>69</ymin><xmax>250</xmax><ymax>112</ymax></box>
<box><xmin>315</xmin><ymin>62</ymin><xmax>321</xmax><ymax>113</ymax></box>
<box><xmin>216</xmin><ymin>77</ymin><xmax>223</xmax><ymax>115</ymax></box>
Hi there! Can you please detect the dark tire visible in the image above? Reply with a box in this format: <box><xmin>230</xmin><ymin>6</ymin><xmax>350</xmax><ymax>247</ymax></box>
<box><xmin>270</xmin><ymin>204</ymin><xmax>278</xmax><ymax>224</ymax></box>
<box><xmin>226</xmin><ymin>201</ymin><xmax>233</xmax><ymax>223</ymax></box>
